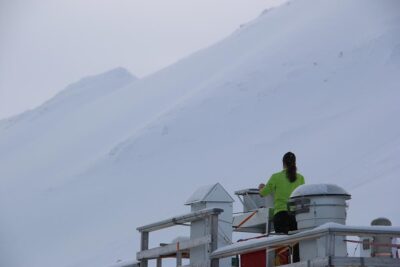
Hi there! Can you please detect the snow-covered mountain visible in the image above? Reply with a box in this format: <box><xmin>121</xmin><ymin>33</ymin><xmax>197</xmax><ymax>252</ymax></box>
<box><xmin>1</xmin><ymin>0</ymin><xmax>400</xmax><ymax>266</ymax></box>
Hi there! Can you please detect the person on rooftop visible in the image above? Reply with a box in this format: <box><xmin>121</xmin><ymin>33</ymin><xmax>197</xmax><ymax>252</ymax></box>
<box><xmin>258</xmin><ymin>152</ymin><xmax>305</xmax><ymax>234</ymax></box>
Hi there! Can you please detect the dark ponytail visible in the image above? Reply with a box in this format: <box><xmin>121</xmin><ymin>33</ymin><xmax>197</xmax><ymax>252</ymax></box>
<box><xmin>283</xmin><ymin>152</ymin><xmax>297</xmax><ymax>183</ymax></box>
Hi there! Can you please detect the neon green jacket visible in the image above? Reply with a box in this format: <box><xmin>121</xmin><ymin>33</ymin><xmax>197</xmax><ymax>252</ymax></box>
<box><xmin>260</xmin><ymin>170</ymin><xmax>305</xmax><ymax>215</ymax></box>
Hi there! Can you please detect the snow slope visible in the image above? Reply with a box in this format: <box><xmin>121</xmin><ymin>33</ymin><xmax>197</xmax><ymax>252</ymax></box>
<box><xmin>1</xmin><ymin>0</ymin><xmax>400</xmax><ymax>266</ymax></box>
<box><xmin>0</xmin><ymin>67</ymin><xmax>137</xmax><ymax>189</ymax></box>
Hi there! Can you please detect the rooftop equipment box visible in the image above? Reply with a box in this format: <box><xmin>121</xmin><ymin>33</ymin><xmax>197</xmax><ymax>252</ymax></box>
<box><xmin>289</xmin><ymin>184</ymin><xmax>351</xmax><ymax>261</ymax></box>
<box><xmin>185</xmin><ymin>183</ymin><xmax>234</xmax><ymax>267</ymax></box>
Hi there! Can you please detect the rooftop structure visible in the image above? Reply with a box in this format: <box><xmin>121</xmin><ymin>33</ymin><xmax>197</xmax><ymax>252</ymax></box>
<box><xmin>117</xmin><ymin>183</ymin><xmax>400</xmax><ymax>267</ymax></box>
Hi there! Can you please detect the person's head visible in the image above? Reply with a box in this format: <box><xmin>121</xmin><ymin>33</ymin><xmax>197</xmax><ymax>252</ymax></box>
<box><xmin>283</xmin><ymin>152</ymin><xmax>297</xmax><ymax>183</ymax></box>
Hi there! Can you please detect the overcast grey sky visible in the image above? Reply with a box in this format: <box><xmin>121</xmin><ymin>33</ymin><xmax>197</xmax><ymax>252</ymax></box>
<box><xmin>0</xmin><ymin>0</ymin><xmax>285</xmax><ymax>119</ymax></box>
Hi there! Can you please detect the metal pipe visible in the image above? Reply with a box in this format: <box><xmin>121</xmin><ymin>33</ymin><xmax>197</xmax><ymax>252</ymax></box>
<box><xmin>211</xmin><ymin>224</ymin><xmax>400</xmax><ymax>259</ymax></box>
<box><xmin>137</xmin><ymin>208</ymin><xmax>223</xmax><ymax>232</ymax></box>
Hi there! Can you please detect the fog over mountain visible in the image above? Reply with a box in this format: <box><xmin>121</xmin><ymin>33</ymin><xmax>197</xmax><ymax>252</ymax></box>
<box><xmin>0</xmin><ymin>0</ymin><xmax>399</xmax><ymax>266</ymax></box>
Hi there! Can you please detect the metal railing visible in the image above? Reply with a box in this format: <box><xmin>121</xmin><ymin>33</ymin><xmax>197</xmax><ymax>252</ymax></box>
<box><xmin>211</xmin><ymin>223</ymin><xmax>400</xmax><ymax>267</ymax></box>
<box><xmin>136</xmin><ymin>208</ymin><xmax>223</xmax><ymax>267</ymax></box>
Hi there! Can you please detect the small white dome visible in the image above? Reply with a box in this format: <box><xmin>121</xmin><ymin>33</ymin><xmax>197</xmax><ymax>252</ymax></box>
<box><xmin>290</xmin><ymin>184</ymin><xmax>351</xmax><ymax>199</ymax></box>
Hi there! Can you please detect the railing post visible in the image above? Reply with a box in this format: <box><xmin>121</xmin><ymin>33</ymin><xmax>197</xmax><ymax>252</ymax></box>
<box><xmin>210</xmin><ymin>214</ymin><xmax>219</xmax><ymax>267</ymax></box>
<box><xmin>176</xmin><ymin>251</ymin><xmax>182</xmax><ymax>267</ymax></box>
<box><xmin>140</xmin><ymin>231</ymin><xmax>149</xmax><ymax>267</ymax></box>
<box><xmin>156</xmin><ymin>257</ymin><xmax>162</xmax><ymax>267</ymax></box>
<box><xmin>325</xmin><ymin>233</ymin><xmax>335</xmax><ymax>257</ymax></box>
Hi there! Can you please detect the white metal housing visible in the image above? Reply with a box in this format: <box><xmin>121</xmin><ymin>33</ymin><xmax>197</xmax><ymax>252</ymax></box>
<box><xmin>185</xmin><ymin>183</ymin><xmax>234</xmax><ymax>267</ymax></box>
<box><xmin>289</xmin><ymin>184</ymin><xmax>351</xmax><ymax>262</ymax></box>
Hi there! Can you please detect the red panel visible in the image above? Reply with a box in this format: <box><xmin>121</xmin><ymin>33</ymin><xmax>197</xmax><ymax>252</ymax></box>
<box><xmin>240</xmin><ymin>250</ymin><xmax>266</xmax><ymax>267</ymax></box>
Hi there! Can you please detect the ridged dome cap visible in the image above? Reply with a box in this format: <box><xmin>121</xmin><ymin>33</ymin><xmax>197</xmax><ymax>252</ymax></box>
<box><xmin>290</xmin><ymin>184</ymin><xmax>351</xmax><ymax>199</ymax></box>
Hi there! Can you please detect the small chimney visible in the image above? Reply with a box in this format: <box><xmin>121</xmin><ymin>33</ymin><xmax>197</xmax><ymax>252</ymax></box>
<box><xmin>288</xmin><ymin>184</ymin><xmax>351</xmax><ymax>261</ymax></box>
<box><xmin>185</xmin><ymin>183</ymin><xmax>234</xmax><ymax>267</ymax></box>
<box><xmin>361</xmin><ymin>217</ymin><xmax>394</xmax><ymax>258</ymax></box>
